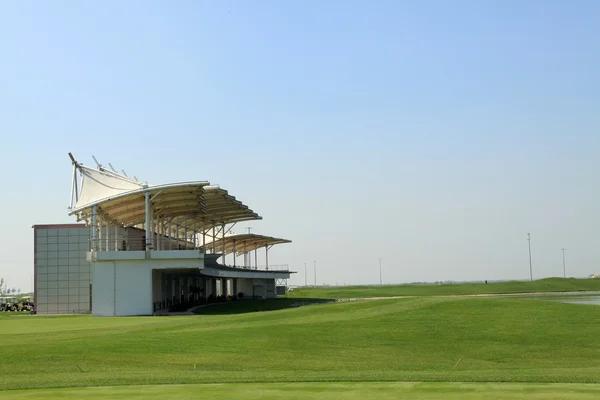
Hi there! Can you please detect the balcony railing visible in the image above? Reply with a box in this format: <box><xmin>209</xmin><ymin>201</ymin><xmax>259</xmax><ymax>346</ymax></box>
<box><xmin>88</xmin><ymin>239</ymin><xmax>290</xmax><ymax>271</ymax></box>
<box><xmin>219</xmin><ymin>264</ymin><xmax>290</xmax><ymax>272</ymax></box>
<box><xmin>89</xmin><ymin>237</ymin><xmax>203</xmax><ymax>252</ymax></box>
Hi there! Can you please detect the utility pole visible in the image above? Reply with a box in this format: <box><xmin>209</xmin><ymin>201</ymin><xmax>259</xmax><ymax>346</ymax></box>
<box><xmin>304</xmin><ymin>262</ymin><xmax>307</xmax><ymax>287</ymax></box>
<box><xmin>561</xmin><ymin>248</ymin><xmax>566</xmax><ymax>278</ymax></box>
<box><xmin>527</xmin><ymin>233</ymin><xmax>533</xmax><ymax>281</ymax></box>
<box><xmin>313</xmin><ymin>260</ymin><xmax>317</xmax><ymax>287</ymax></box>
<box><xmin>379</xmin><ymin>258</ymin><xmax>382</xmax><ymax>285</ymax></box>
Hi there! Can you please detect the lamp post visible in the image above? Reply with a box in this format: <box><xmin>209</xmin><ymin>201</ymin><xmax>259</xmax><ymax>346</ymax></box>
<box><xmin>313</xmin><ymin>261</ymin><xmax>317</xmax><ymax>287</ymax></box>
<box><xmin>527</xmin><ymin>233</ymin><xmax>533</xmax><ymax>281</ymax></box>
<box><xmin>379</xmin><ymin>258</ymin><xmax>382</xmax><ymax>285</ymax></box>
<box><xmin>561</xmin><ymin>248</ymin><xmax>566</xmax><ymax>278</ymax></box>
<box><xmin>304</xmin><ymin>262</ymin><xmax>307</xmax><ymax>287</ymax></box>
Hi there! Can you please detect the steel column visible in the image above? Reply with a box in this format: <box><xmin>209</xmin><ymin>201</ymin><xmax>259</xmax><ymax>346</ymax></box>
<box><xmin>265</xmin><ymin>246</ymin><xmax>269</xmax><ymax>271</ymax></box>
<box><xmin>233</xmin><ymin>240</ymin><xmax>236</xmax><ymax>267</ymax></box>
<box><xmin>105</xmin><ymin>219</ymin><xmax>109</xmax><ymax>251</ymax></box>
<box><xmin>212</xmin><ymin>225</ymin><xmax>216</xmax><ymax>253</ymax></box>
<box><xmin>98</xmin><ymin>215</ymin><xmax>103</xmax><ymax>251</ymax></box>
<box><xmin>183</xmin><ymin>216</ymin><xmax>187</xmax><ymax>249</ymax></box>
<box><xmin>222</xmin><ymin>223</ymin><xmax>226</xmax><ymax>263</ymax></box>
<box><xmin>145</xmin><ymin>191</ymin><xmax>151</xmax><ymax>251</ymax></box>
<box><xmin>91</xmin><ymin>205</ymin><xmax>97</xmax><ymax>251</ymax></box>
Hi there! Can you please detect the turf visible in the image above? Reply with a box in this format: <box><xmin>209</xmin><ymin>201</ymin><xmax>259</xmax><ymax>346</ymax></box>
<box><xmin>2</xmin><ymin>296</ymin><xmax>600</xmax><ymax>391</ymax></box>
<box><xmin>4</xmin><ymin>382</ymin><xmax>600</xmax><ymax>400</ymax></box>
<box><xmin>191</xmin><ymin>298</ymin><xmax>334</xmax><ymax>314</ymax></box>
<box><xmin>0</xmin><ymin>311</ymin><xmax>30</xmax><ymax>317</ymax></box>
<box><xmin>288</xmin><ymin>277</ymin><xmax>600</xmax><ymax>299</ymax></box>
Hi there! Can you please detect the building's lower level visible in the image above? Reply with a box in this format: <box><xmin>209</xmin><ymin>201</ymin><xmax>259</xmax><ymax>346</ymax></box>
<box><xmin>91</xmin><ymin>252</ymin><xmax>287</xmax><ymax>316</ymax></box>
<box><xmin>34</xmin><ymin>224</ymin><xmax>292</xmax><ymax>316</ymax></box>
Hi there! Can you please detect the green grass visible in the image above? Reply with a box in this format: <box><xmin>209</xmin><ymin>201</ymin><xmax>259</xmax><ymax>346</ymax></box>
<box><xmin>2</xmin><ymin>296</ymin><xmax>600</xmax><ymax>392</ymax></box>
<box><xmin>0</xmin><ymin>311</ymin><xmax>30</xmax><ymax>317</ymax></box>
<box><xmin>191</xmin><ymin>298</ymin><xmax>333</xmax><ymax>314</ymax></box>
<box><xmin>288</xmin><ymin>277</ymin><xmax>600</xmax><ymax>299</ymax></box>
<box><xmin>4</xmin><ymin>382</ymin><xmax>600</xmax><ymax>400</ymax></box>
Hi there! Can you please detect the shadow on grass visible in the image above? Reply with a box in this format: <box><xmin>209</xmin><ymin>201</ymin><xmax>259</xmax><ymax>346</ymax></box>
<box><xmin>190</xmin><ymin>298</ymin><xmax>335</xmax><ymax>315</ymax></box>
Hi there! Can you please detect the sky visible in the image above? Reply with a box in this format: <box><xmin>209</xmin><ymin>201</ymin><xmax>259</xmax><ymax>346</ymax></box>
<box><xmin>1</xmin><ymin>1</ymin><xmax>599</xmax><ymax>291</ymax></box>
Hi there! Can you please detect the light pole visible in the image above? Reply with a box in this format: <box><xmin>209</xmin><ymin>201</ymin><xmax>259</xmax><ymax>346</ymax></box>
<box><xmin>304</xmin><ymin>262</ymin><xmax>307</xmax><ymax>287</ymax></box>
<box><xmin>561</xmin><ymin>248</ymin><xmax>566</xmax><ymax>278</ymax></box>
<box><xmin>527</xmin><ymin>233</ymin><xmax>533</xmax><ymax>281</ymax></box>
<box><xmin>313</xmin><ymin>260</ymin><xmax>317</xmax><ymax>287</ymax></box>
<box><xmin>378</xmin><ymin>258</ymin><xmax>382</xmax><ymax>285</ymax></box>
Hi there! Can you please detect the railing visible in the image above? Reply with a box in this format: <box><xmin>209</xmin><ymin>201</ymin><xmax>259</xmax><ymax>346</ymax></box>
<box><xmin>89</xmin><ymin>239</ymin><xmax>291</xmax><ymax>271</ymax></box>
<box><xmin>259</xmin><ymin>264</ymin><xmax>290</xmax><ymax>271</ymax></box>
<box><xmin>222</xmin><ymin>264</ymin><xmax>290</xmax><ymax>272</ymax></box>
<box><xmin>89</xmin><ymin>237</ymin><xmax>204</xmax><ymax>252</ymax></box>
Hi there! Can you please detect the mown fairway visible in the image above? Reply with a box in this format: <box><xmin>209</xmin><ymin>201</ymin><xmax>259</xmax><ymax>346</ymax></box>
<box><xmin>1</xmin><ymin>294</ymin><xmax>600</xmax><ymax>398</ymax></box>
<box><xmin>288</xmin><ymin>277</ymin><xmax>600</xmax><ymax>299</ymax></box>
<box><xmin>5</xmin><ymin>382</ymin><xmax>600</xmax><ymax>400</ymax></box>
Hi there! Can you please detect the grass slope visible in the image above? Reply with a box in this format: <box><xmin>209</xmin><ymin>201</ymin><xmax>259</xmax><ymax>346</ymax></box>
<box><xmin>5</xmin><ymin>382</ymin><xmax>600</xmax><ymax>400</ymax></box>
<box><xmin>191</xmin><ymin>298</ymin><xmax>333</xmax><ymax>315</ymax></box>
<box><xmin>289</xmin><ymin>277</ymin><xmax>600</xmax><ymax>299</ymax></box>
<box><xmin>2</xmin><ymin>296</ymin><xmax>600</xmax><ymax>390</ymax></box>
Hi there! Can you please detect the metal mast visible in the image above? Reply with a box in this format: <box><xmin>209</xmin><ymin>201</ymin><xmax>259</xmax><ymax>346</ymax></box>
<box><xmin>561</xmin><ymin>248</ymin><xmax>566</xmax><ymax>278</ymax></box>
<box><xmin>527</xmin><ymin>233</ymin><xmax>533</xmax><ymax>281</ymax></box>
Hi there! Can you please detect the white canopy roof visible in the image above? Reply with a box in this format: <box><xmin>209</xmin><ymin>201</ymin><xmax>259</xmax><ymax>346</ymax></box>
<box><xmin>69</xmin><ymin>163</ymin><xmax>261</xmax><ymax>230</ymax></box>
<box><xmin>207</xmin><ymin>233</ymin><xmax>292</xmax><ymax>255</ymax></box>
<box><xmin>75</xmin><ymin>166</ymin><xmax>146</xmax><ymax>211</ymax></box>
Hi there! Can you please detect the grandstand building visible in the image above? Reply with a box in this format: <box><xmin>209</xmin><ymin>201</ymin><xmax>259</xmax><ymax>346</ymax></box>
<box><xmin>33</xmin><ymin>154</ymin><xmax>292</xmax><ymax>316</ymax></box>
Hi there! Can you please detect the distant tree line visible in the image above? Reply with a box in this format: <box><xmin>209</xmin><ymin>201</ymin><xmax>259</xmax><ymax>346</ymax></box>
<box><xmin>0</xmin><ymin>278</ymin><xmax>21</xmax><ymax>296</ymax></box>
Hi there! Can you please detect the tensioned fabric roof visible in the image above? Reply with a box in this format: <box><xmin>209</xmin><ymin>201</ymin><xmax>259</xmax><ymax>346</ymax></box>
<box><xmin>69</xmin><ymin>165</ymin><xmax>261</xmax><ymax>230</ymax></box>
<box><xmin>207</xmin><ymin>233</ymin><xmax>292</xmax><ymax>255</ymax></box>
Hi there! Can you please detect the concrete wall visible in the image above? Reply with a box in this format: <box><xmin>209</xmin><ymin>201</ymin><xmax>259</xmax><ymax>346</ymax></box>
<box><xmin>253</xmin><ymin>279</ymin><xmax>267</xmax><ymax>298</ymax></box>
<box><xmin>91</xmin><ymin>253</ymin><xmax>204</xmax><ymax>316</ymax></box>
<box><xmin>266</xmin><ymin>279</ymin><xmax>275</xmax><ymax>298</ymax></box>
<box><xmin>92</xmin><ymin>262</ymin><xmax>115</xmax><ymax>316</ymax></box>
<box><xmin>115</xmin><ymin>261</ymin><xmax>153</xmax><ymax>316</ymax></box>
<box><xmin>92</xmin><ymin>260</ymin><xmax>153</xmax><ymax>316</ymax></box>
<box><xmin>236</xmin><ymin>278</ymin><xmax>254</xmax><ymax>297</ymax></box>
<box><xmin>234</xmin><ymin>278</ymin><xmax>275</xmax><ymax>299</ymax></box>
<box><xmin>126</xmin><ymin>227</ymin><xmax>145</xmax><ymax>251</ymax></box>
<box><xmin>34</xmin><ymin>225</ymin><xmax>91</xmax><ymax>314</ymax></box>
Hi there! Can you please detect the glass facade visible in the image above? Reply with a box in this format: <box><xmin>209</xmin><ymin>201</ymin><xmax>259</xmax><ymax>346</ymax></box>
<box><xmin>35</xmin><ymin>226</ymin><xmax>91</xmax><ymax>314</ymax></box>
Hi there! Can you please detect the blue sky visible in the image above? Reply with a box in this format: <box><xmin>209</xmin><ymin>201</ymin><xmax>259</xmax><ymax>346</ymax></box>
<box><xmin>1</xmin><ymin>1</ymin><xmax>599</xmax><ymax>291</ymax></box>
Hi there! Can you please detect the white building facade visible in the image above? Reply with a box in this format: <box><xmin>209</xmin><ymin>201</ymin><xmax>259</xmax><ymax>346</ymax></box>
<box><xmin>33</xmin><ymin>154</ymin><xmax>292</xmax><ymax>316</ymax></box>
